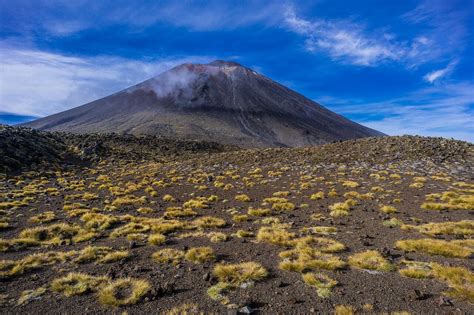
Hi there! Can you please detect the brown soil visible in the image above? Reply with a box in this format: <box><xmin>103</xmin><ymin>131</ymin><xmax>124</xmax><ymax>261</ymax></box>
<box><xmin>0</xmin><ymin>134</ymin><xmax>473</xmax><ymax>314</ymax></box>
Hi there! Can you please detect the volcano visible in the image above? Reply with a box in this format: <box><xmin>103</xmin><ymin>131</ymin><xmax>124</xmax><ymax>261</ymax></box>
<box><xmin>24</xmin><ymin>60</ymin><xmax>383</xmax><ymax>147</ymax></box>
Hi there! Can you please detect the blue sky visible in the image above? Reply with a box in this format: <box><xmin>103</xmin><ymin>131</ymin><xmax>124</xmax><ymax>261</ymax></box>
<box><xmin>0</xmin><ymin>0</ymin><xmax>473</xmax><ymax>141</ymax></box>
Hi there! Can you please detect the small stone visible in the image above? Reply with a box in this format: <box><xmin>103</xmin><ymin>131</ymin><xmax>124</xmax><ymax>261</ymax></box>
<box><xmin>437</xmin><ymin>296</ymin><xmax>453</xmax><ymax>306</ymax></box>
<box><xmin>238</xmin><ymin>306</ymin><xmax>254</xmax><ymax>314</ymax></box>
<box><xmin>129</xmin><ymin>241</ymin><xmax>137</xmax><ymax>249</ymax></box>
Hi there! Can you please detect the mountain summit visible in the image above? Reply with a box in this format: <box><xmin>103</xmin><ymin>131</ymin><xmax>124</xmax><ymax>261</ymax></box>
<box><xmin>24</xmin><ymin>60</ymin><xmax>383</xmax><ymax>147</ymax></box>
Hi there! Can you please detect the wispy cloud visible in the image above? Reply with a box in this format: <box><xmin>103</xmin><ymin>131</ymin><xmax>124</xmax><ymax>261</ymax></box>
<box><xmin>283</xmin><ymin>1</ymin><xmax>468</xmax><ymax>68</ymax></box>
<box><xmin>283</xmin><ymin>6</ymin><xmax>402</xmax><ymax>66</ymax></box>
<box><xmin>424</xmin><ymin>60</ymin><xmax>458</xmax><ymax>83</ymax></box>
<box><xmin>322</xmin><ymin>82</ymin><xmax>474</xmax><ymax>142</ymax></box>
<box><xmin>0</xmin><ymin>45</ymin><xmax>213</xmax><ymax>117</ymax></box>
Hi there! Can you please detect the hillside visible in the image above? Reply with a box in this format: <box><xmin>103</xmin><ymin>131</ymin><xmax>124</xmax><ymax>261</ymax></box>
<box><xmin>1</xmin><ymin>130</ymin><xmax>473</xmax><ymax>314</ymax></box>
<box><xmin>23</xmin><ymin>61</ymin><xmax>383</xmax><ymax>147</ymax></box>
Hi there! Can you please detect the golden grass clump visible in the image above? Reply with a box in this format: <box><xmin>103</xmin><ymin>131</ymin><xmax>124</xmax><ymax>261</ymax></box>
<box><xmin>75</xmin><ymin>246</ymin><xmax>129</xmax><ymax>264</ymax></box>
<box><xmin>334</xmin><ymin>305</ymin><xmax>355</xmax><ymax>315</ymax></box>
<box><xmin>401</xmin><ymin>220</ymin><xmax>474</xmax><ymax>236</ymax></box>
<box><xmin>183</xmin><ymin>197</ymin><xmax>209</xmax><ymax>209</ymax></box>
<box><xmin>148</xmin><ymin>233</ymin><xmax>166</xmax><ymax>245</ymax></box>
<box><xmin>302</xmin><ymin>272</ymin><xmax>337</xmax><ymax>298</ymax></box>
<box><xmin>380</xmin><ymin>205</ymin><xmax>397</xmax><ymax>214</ymax></box>
<box><xmin>303</xmin><ymin>226</ymin><xmax>338</xmax><ymax>235</ymax></box>
<box><xmin>17</xmin><ymin>287</ymin><xmax>47</xmax><ymax>306</ymax></box>
<box><xmin>279</xmin><ymin>248</ymin><xmax>346</xmax><ymax>272</ymax></box>
<box><xmin>272</xmin><ymin>202</ymin><xmax>295</xmax><ymax>212</ymax></box>
<box><xmin>149</xmin><ymin>219</ymin><xmax>186</xmax><ymax>234</ymax></box>
<box><xmin>310</xmin><ymin>192</ymin><xmax>325</xmax><ymax>200</ymax></box>
<box><xmin>329</xmin><ymin>199</ymin><xmax>357</xmax><ymax>217</ymax></box>
<box><xmin>232</xmin><ymin>214</ymin><xmax>250</xmax><ymax>222</ymax></box>
<box><xmin>184</xmin><ymin>246</ymin><xmax>215</xmax><ymax>263</ymax></box>
<box><xmin>294</xmin><ymin>236</ymin><xmax>345</xmax><ymax>253</ymax></box>
<box><xmin>1</xmin><ymin>251</ymin><xmax>71</xmax><ymax>278</ymax></box>
<box><xmin>19</xmin><ymin>223</ymin><xmax>95</xmax><ymax>245</ymax></box>
<box><xmin>164</xmin><ymin>207</ymin><xmax>197</xmax><ymax>218</ymax></box>
<box><xmin>137</xmin><ymin>207</ymin><xmax>154</xmax><ymax>214</ymax></box>
<box><xmin>152</xmin><ymin>248</ymin><xmax>185</xmax><ymax>265</ymax></box>
<box><xmin>162</xmin><ymin>194</ymin><xmax>175</xmax><ymax>202</ymax></box>
<box><xmin>431</xmin><ymin>264</ymin><xmax>474</xmax><ymax>303</ymax></box>
<box><xmin>111</xmin><ymin>195</ymin><xmax>146</xmax><ymax>206</ymax></box>
<box><xmin>51</xmin><ymin>272</ymin><xmax>108</xmax><ymax>296</ymax></box>
<box><xmin>348</xmin><ymin>250</ymin><xmax>394</xmax><ymax>272</ymax></box>
<box><xmin>163</xmin><ymin>303</ymin><xmax>201</xmax><ymax>315</ymax></box>
<box><xmin>395</xmin><ymin>239</ymin><xmax>473</xmax><ymax>258</ymax></box>
<box><xmin>193</xmin><ymin>216</ymin><xmax>226</xmax><ymax>228</ymax></box>
<box><xmin>234</xmin><ymin>230</ymin><xmax>254</xmax><ymax>238</ymax></box>
<box><xmin>248</xmin><ymin>207</ymin><xmax>271</xmax><ymax>216</ymax></box>
<box><xmin>109</xmin><ymin>222</ymin><xmax>150</xmax><ymax>238</ymax></box>
<box><xmin>98</xmin><ymin>278</ymin><xmax>151</xmax><ymax>306</ymax></box>
<box><xmin>213</xmin><ymin>262</ymin><xmax>268</xmax><ymax>285</ymax></box>
<box><xmin>398</xmin><ymin>260</ymin><xmax>433</xmax><ymax>279</ymax></box>
<box><xmin>208</xmin><ymin>232</ymin><xmax>228</xmax><ymax>243</ymax></box>
<box><xmin>29</xmin><ymin>211</ymin><xmax>56</xmax><ymax>223</ymax></box>
<box><xmin>235</xmin><ymin>194</ymin><xmax>251</xmax><ymax>202</ymax></box>
<box><xmin>81</xmin><ymin>213</ymin><xmax>119</xmax><ymax>231</ymax></box>
<box><xmin>256</xmin><ymin>226</ymin><xmax>295</xmax><ymax>246</ymax></box>
<box><xmin>341</xmin><ymin>180</ymin><xmax>359</xmax><ymax>188</ymax></box>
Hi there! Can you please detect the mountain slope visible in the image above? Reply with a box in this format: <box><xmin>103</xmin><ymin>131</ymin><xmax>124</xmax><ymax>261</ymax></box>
<box><xmin>24</xmin><ymin>60</ymin><xmax>383</xmax><ymax>147</ymax></box>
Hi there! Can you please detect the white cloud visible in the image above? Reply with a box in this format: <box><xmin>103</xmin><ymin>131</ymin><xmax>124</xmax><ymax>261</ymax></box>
<box><xmin>283</xmin><ymin>7</ymin><xmax>405</xmax><ymax>66</ymax></box>
<box><xmin>423</xmin><ymin>60</ymin><xmax>458</xmax><ymax>83</ymax></box>
<box><xmin>283</xmin><ymin>2</ymin><xmax>467</xmax><ymax>69</ymax></box>
<box><xmin>321</xmin><ymin>82</ymin><xmax>474</xmax><ymax>142</ymax></box>
<box><xmin>0</xmin><ymin>46</ymin><xmax>213</xmax><ymax>117</ymax></box>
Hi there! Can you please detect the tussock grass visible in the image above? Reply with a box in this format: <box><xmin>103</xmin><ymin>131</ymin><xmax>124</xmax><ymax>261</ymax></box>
<box><xmin>398</xmin><ymin>260</ymin><xmax>433</xmax><ymax>279</ymax></box>
<box><xmin>1</xmin><ymin>251</ymin><xmax>71</xmax><ymax>278</ymax></box>
<box><xmin>271</xmin><ymin>202</ymin><xmax>295</xmax><ymax>212</ymax></box>
<box><xmin>109</xmin><ymin>222</ymin><xmax>150</xmax><ymax>238</ymax></box>
<box><xmin>294</xmin><ymin>236</ymin><xmax>345</xmax><ymax>253</ymax></box>
<box><xmin>256</xmin><ymin>226</ymin><xmax>295</xmax><ymax>246</ymax></box>
<box><xmin>302</xmin><ymin>272</ymin><xmax>337</xmax><ymax>298</ymax></box>
<box><xmin>208</xmin><ymin>232</ymin><xmax>228</xmax><ymax>243</ymax></box>
<box><xmin>162</xmin><ymin>194</ymin><xmax>175</xmax><ymax>202</ymax></box>
<box><xmin>395</xmin><ymin>239</ymin><xmax>473</xmax><ymax>258</ymax></box>
<box><xmin>98</xmin><ymin>278</ymin><xmax>151</xmax><ymax>306</ymax></box>
<box><xmin>248</xmin><ymin>207</ymin><xmax>271</xmax><ymax>216</ymax></box>
<box><xmin>232</xmin><ymin>214</ymin><xmax>250</xmax><ymax>222</ymax></box>
<box><xmin>75</xmin><ymin>246</ymin><xmax>129</xmax><ymax>264</ymax></box>
<box><xmin>17</xmin><ymin>287</ymin><xmax>46</xmax><ymax>305</ymax></box>
<box><xmin>19</xmin><ymin>223</ymin><xmax>96</xmax><ymax>245</ymax></box>
<box><xmin>401</xmin><ymin>220</ymin><xmax>474</xmax><ymax>236</ymax></box>
<box><xmin>51</xmin><ymin>272</ymin><xmax>108</xmax><ymax>296</ymax></box>
<box><xmin>193</xmin><ymin>216</ymin><xmax>226</xmax><ymax>228</ymax></box>
<box><xmin>163</xmin><ymin>303</ymin><xmax>201</xmax><ymax>315</ymax></box>
<box><xmin>164</xmin><ymin>207</ymin><xmax>197</xmax><ymax>218</ymax></box>
<box><xmin>29</xmin><ymin>211</ymin><xmax>56</xmax><ymax>223</ymax></box>
<box><xmin>431</xmin><ymin>264</ymin><xmax>474</xmax><ymax>303</ymax></box>
<box><xmin>213</xmin><ymin>262</ymin><xmax>268</xmax><ymax>285</ymax></box>
<box><xmin>348</xmin><ymin>250</ymin><xmax>394</xmax><ymax>272</ymax></box>
<box><xmin>81</xmin><ymin>213</ymin><xmax>119</xmax><ymax>231</ymax></box>
<box><xmin>148</xmin><ymin>233</ymin><xmax>166</xmax><ymax>245</ymax></box>
<box><xmin>341</xmin><ymin>180</ymin><xmax>359</xmax><ymax>188</ymax></box>
<box><xmin>184</xmin><ymin>247</ymin><xmax>215</xmax><ymax>263</ymax></box>
<box><xmin>152</xmin><ymin>248</ymin><xmax>185</xmax><ymax>265</ymax></box>
<box><xmin>310</xmin><ymin>192</ymin><xmax>325</xmax><ymax>200</ymax></box>
<box><xmin>279</xmin><ymin>248</ymin><xmax>346</xmax><ymax>271</ymax></box>
<box><xmin>334</xmin><ymin>305</ymin><xmax>355</xmax><ymax>315</ymax></box>
<box><xmin>235</xmin><ymin>194</ymin><xmax>251</xmax><ymax>202</ymax></box>
<box><xmin>380</xmin><ymin>205</ymin><xmax>397</xmax><ymax>214</ymax></box>
<box><xmin>329</xmin><ymin>199</ymin><xmax>357</xmax><ymax>217</ymax></box>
